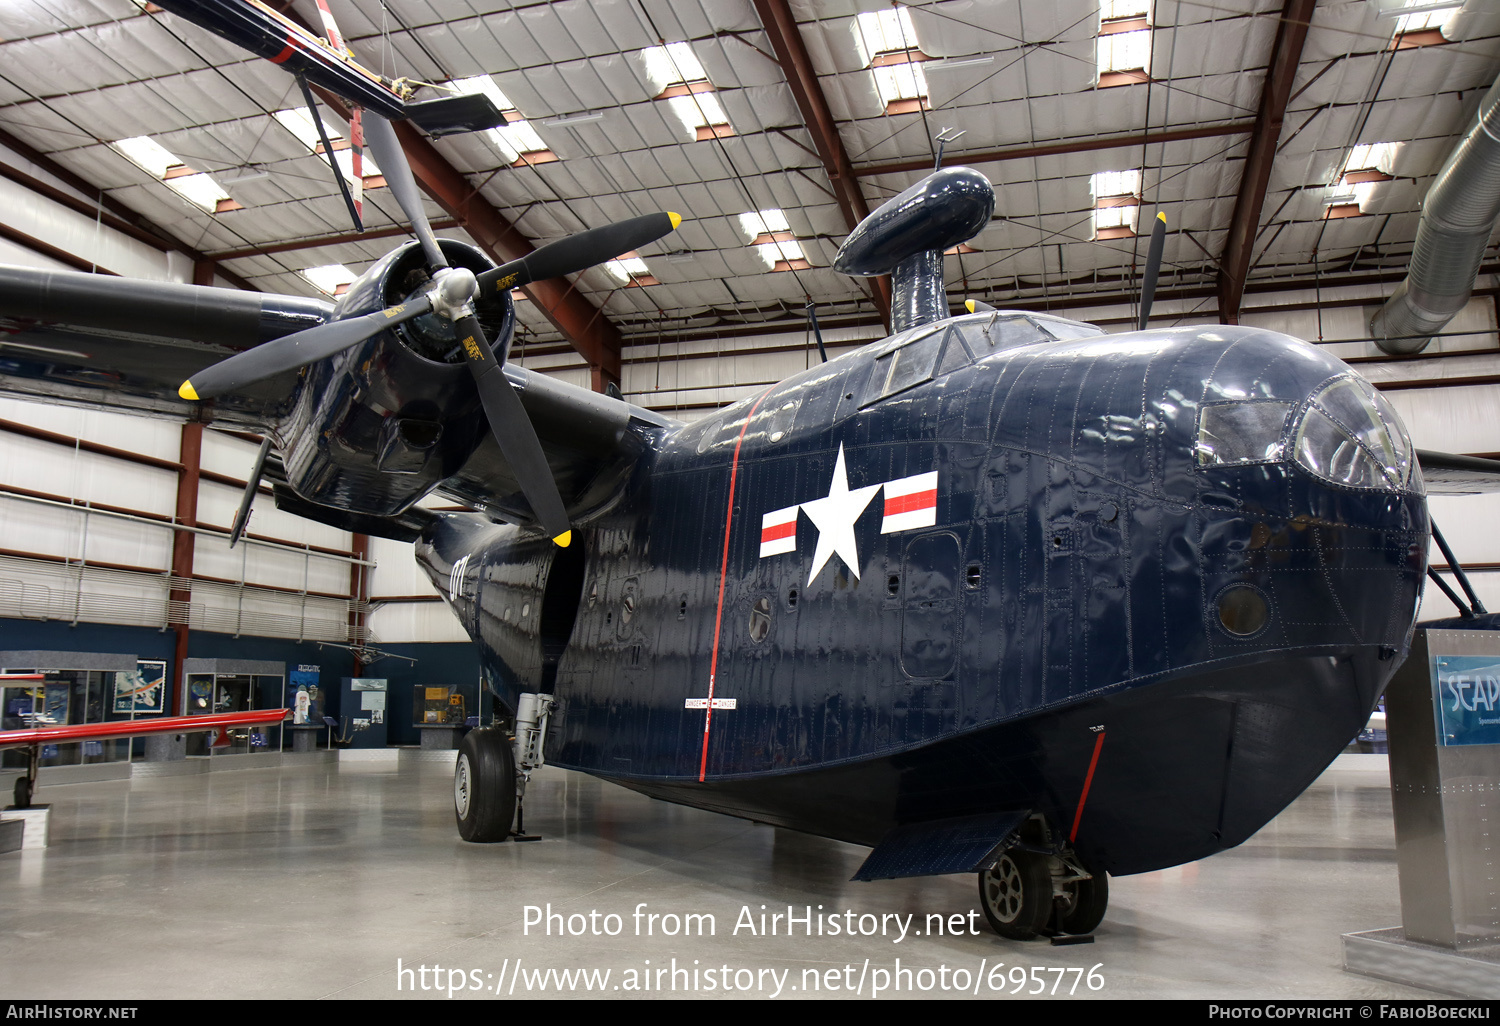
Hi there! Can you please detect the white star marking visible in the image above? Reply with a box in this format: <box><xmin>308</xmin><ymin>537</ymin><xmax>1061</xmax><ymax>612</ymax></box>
<box><xmin>799</xmin><ymin>443</ymin><xmax>881</xmax><ymax>585</ymax></box>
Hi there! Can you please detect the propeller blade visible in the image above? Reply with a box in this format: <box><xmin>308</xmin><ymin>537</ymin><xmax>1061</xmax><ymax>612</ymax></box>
<box><xmin>452</xmin><ymin>312</ymin><xmax>571</xmax><ymax>545</ymax></box>
<box><xmin>477</xmin><ymin>212</ymin><xmax>681</xmax><ymax>295</ymax></box>
<box><xmin>964</xmin><ymin>299</ymin><xmax>996</xmax><ymax>313</ymax></box>
<box><xmin>179</xmin><ymin>295</ymin><xmax>432</xmax><ymax>401</ymax></box>
<box><xmin>1138</xmin><ymin>211</ymin><xmax>1167</xmax><ymax>332</ymax></box>
<box><xmin>363</xmin><ymin>115</ymin><xmax>448</xmax><ymax>272</ymax></box>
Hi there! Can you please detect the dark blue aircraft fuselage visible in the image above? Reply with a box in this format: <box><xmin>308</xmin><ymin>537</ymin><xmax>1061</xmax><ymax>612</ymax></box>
<box><xmin>419</xmin><ymin>312</ymin><xmax>1425</xmax><ymax>877</ymax></box>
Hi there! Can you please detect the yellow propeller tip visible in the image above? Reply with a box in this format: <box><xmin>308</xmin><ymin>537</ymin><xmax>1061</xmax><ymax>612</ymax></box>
<box><xmin>178</xmin><ymin>382</ymin><xmax>200</xmax><ymax>402</ymax></box>
<box><xmin>668</xmin><ymin>212</ymin><xmax>682</xmax><ymax>230</ymax></box>
<box><xmin>552</xmin><ymin>530</ymin><xmax>572</xmax><ymax>548</ymax></box>
<box><xmin>1156</xmin><ymin>211</ymin><xmax>1167</xmax><ymax>223</ymax></box>
<box><xmin>964</xmin><ymin>300</ymin><xmax>976</xmax><ymax>314</ymax></box>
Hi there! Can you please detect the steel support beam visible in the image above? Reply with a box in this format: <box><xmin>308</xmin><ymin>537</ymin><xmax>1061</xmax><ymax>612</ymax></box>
<box><xmin>1215</xmin><ymin>0</ymin><xmax>1316</xmax><ymax>323</ymax></box>
<box><xmin>170</xmin><ymin>422</ymin><xmax>202</xmax><ymax>717</ymax></box>
<box><xmin>753</xmin><ymin>0</ymin><xmax>892</xmax><ymax>329</ymax></box>
<box><xmin>207</xmin><ymin>219</ymin><xmax>461</xmax><ymax>261</ymax></box>
<box><xmin>854</xmin><ymin>122</ymin><xmax>1257</xmax><ymax>178</ymax></box>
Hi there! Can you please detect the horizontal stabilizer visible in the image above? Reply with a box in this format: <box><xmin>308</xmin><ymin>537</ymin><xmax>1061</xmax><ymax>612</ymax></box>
<box><xmin>1417</xmin><ymin>450</ymin><xmax>1500</xmax><ymax>494</ymax></box>
<box><xmin>852</xmin><ymin>810</ymin><xmax>1028</xmax><ymax>881</ymax></box>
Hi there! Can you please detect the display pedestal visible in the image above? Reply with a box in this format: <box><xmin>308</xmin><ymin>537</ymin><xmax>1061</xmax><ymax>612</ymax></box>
<box><xmin>1343</xmin><ymin>929</ymin><xmax>1500</xmax><ymax>998</ymax></box>
<box><xmin>0</xmin><ymin>805</ymin><xmax>50</xmax><ymax>848</ymax></box>
<box><xmin>417</xmin><ymin>725</ymin><xmax>463</xmax><ymax>750</ymax></box>
<box><xmin>289</xmin><ymin>725</ymin><xmax>322</xmax><ymax>752</ymax></box>
<box><xmin>1343</xmin><ymin>627</ymin><xmax>1500</xmax><ymax>997</ymax></box>
<box><xmin>144</xmin><ymin>732</ymin><xmax>186</xmax><ymax>762</ymax></box>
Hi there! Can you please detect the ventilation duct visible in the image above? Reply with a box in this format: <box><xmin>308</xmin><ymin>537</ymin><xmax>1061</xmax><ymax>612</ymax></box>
<box><xmin>1370</xmin><ymin>75</ymin><xmax>1500</xmax><ymax>354</ymax></box>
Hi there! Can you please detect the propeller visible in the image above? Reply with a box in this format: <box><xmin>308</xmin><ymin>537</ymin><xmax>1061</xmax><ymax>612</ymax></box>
<box><xmin>178</xmin><ymin>113</ymin><xmax>681</xmax><ymax>546</ymax></box>
<box><xmin>1137</xmin><ymin>211</ymin><xmax>1166</xmax><ymax>331</ymax></box>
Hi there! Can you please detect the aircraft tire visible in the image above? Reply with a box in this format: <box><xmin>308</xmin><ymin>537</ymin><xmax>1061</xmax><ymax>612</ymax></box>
<box><xmin>1051</xmin><ymin>869</ymin><xmax>1109</xmax><ymax>936</ymax></box>
<box><xmin>978</xmin><ymin>851</ymin><xmax>1052</xmax><ymax>940</ymax></box>
<box><xmin>454</xmin><ymin>727</ymin><xmax>516</xmax><ymax>842</ymax></box>
<box><xmin>13</xmin><ymin>775</ymin><xmax>31</xmax><ymax>809</ymax></box>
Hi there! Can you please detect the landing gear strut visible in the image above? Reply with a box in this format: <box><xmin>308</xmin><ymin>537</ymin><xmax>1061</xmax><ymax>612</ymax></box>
<box><xmin>9</xmin><ymin>744</ymin><xmax>39</xmax><ymax>810</ymax></box>
<box><xmin>977</xmin><ymin>815</ymin><xmax>1109</xmax><ymax>940</ymax></box>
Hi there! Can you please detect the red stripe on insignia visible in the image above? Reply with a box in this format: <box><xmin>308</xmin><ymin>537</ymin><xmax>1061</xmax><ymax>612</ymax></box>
<box><xmin>884</xmin><ymin>489</ymin><xmax>936</xmax><ymax>516</ymax></box>
<box><xmin>270</xmin><ymin>35</ymin><xmax>298</xmax><ymax>64</ymax></box>
<box><xmin>760</xmin><ymin>521</ymin><xmax>796</xmax><ymax>544</ymax></box>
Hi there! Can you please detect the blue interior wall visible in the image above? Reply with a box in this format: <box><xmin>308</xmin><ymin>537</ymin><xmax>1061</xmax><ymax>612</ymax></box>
<box><xmin>0</xmin><ymin>618</ymin><xmax>481</xmax><ymax>745</ymax></box>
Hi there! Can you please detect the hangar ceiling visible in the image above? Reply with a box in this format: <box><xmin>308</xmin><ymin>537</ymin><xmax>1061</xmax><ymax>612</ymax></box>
<box><xmin>1</xmin><ymin>0</ymin><xmax>1499</xmax><ymax>380</ymax></box>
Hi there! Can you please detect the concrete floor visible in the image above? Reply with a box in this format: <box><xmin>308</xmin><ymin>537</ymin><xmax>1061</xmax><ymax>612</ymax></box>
<box><xmin>0</xmin><ymin>752</ymin><xmax>1440</xmax><ymax>1000</ymax></box>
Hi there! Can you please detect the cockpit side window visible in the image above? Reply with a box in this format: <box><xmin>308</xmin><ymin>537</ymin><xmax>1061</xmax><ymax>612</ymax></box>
<box><xmin>966</xmin><ymin>314</ymin><xmax>1054</xmax><ymax>352</ymax></box>
<box><xmin>862</xmin><ymin>325</ymin><xmax>945</xmax><ymax>406</ymax></box>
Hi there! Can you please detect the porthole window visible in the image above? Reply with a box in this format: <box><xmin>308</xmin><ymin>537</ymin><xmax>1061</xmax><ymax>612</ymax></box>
<box><xmin>622</xmin><ymin>594</ymin><xmax>636</xmax><ymax>624</ymax></box>
<box><xmin>749</xmin><ymin>596</ymin><xmax>772</xmax><ymax>642</ymax></box>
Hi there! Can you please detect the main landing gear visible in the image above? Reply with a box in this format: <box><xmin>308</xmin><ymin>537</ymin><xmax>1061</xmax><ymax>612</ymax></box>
<box><xmin>453</xmin><ymin>692</ymin><xmax>557</xmax><ymax>843</ymax></box>
<box><xmin>977</xmin><ymin>817</ymin><xmax>1108</xmax><ymax>941</ymax></box>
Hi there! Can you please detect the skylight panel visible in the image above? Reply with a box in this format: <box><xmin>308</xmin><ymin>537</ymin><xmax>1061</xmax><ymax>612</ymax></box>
<box><xmin>853</xmin><ymin>8</ymin><xmax>919</xmax><ymax>66</ymax></box>
<box><xmin>604</xmin><ymin>255</ymin><xmax>650</xmax><ymax>282</ymax></box>
<box><xmin>301</xmin><ymin>264</ymin><xmax>357</xmax><ymax>295</ymax></box>
<box><xmin>1092</xmin><ymin>204</ymin><xmax>1139</xmax><ymax>237</ymax></box>
<box><xmin>1101</xmin><ymin>0</ymin><xmax>1151</xmax><ymax>19</ymax></box>
<box><xmin>1098</xmin><ymin>30</ymin><xmax>1151</xmax><ymax>76</ymax></box>
<box><xmin>1092</xmin><ymin>169</ymin><xmax>1142</xmax><ymax>198</ymax></box>
<box><xmin>643</xmin><ymin>42</ymin><xmax>707</xmax><ymax>92</ymax></box>
<box><xmin>449</xmin><ymin>75</ymin><xmax>555</xmax><ymax>165</ymax></box>
<box><xmin>112</xmin><ymin>136</ymin><xmax>177</xmax><ymax>178</ymax></box>
<box><xmin>1393</xmin><ymin>0</ymin><xmax>1460</xmax><ymax>33</ymax></box>
<box><xmin>756</xmin><ymin>239</ymin><xmax>806</xmax><ymax>269</ymax></box>
<box><xmin>111</xmin><ymin>135</ymin><xmax>237</xmax><ymax>213</ymax></box>
<box><xmin>274</xmin><ymin>108</ymin><xmax>340</xmax><ymax>150</ymax></box>
<box><xmin>738</xmin><ymin>209</ymin><xmax>790</xmax><ymax>240</ymax></box>
<box><xmin>1341</xmin><ymin>141</ymin><xmax>1399</xmax><ymax>181</ymax></box>
<box><xmin>666</xmin><ymin>92</ymin><xmax>731</xmax><ymax>136</ymax></box>
<box><xmin>852</xmin><ymin>7</ymin><xmax>930</xmax><ymax>114</ymax></box>
<box><xmin>873</xmin><ymin>63</ymin><xmax>928</xmax><ymax>106</ymax></box>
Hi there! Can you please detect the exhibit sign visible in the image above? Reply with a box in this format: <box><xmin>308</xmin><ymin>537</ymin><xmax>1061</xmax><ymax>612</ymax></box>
<box><xmin>113</xmin><ymin>660</ymin><xmax>166</xmax><ymax>715</ymax></box>
<box><xmin>289</xmin><ymin>664</ymin><xmax>321</xmax><ymax>726</ymax></box>
<box><xmin>1430</xmin><ymin>655</ymin><xmax>1500</xmax><ymax>747</ymax></box>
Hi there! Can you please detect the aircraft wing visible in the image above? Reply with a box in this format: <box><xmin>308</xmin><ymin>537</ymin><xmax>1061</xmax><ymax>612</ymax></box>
<box><xmin>1417</xmin><ymin>450</ymin><xmax>1500</xmax><ymax>495</ymax></box>
<box><xmin>0</xmin><ymin>264</ymin><xmax>330</xmax><ymax>429</ymax></box>
<box><xmin>0</xmin><ymin>264</ymin><xmax>671</xmax><ymax>532</ymax></box>
<box><xmin>0</xmin><ymin>707</ymin><xmax>290</xmax><ymax>752</ymax></box>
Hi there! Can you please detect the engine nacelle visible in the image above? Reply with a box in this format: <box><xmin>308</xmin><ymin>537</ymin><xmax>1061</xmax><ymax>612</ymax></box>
<box><xmin>274</xmin><ymin>240</ymin><xmax>511</xmax><ymax>517</ymax></box>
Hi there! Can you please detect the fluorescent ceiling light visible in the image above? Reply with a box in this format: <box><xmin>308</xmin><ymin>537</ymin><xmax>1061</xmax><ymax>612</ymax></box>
<box><xmin>540</xmin><ymin>112</ymin><xmax>605</xmax><ymax>127</ymax></box>
<box><xmin>926</xmin><ymin>55</ymin><xmax>995</xmax><ymax>71</ymax></box>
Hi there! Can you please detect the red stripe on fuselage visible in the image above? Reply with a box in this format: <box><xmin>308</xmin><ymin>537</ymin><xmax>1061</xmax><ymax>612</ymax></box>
<box><xmin>700</xmin><ymin>389</ymin><xmax>773</xmax><ymax>782</ymax></box>
<box><xmin>883</xmin><ymin>489</ymin><xmax>936</xmax><ymax>516</ymax></box>
<box><xmin>1069</xmin><ymin>731</ymin><xmax>1106</xmax><ymax>843</ymax></box>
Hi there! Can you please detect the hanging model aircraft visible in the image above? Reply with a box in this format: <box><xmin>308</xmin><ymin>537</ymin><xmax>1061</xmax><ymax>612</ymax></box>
<box><xmin>4</xmin><ymin>2</ymin><xmax>1500</xmax><ymax>942</ymax></box>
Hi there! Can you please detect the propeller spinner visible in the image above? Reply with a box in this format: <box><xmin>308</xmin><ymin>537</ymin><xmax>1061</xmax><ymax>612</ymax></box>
<box><xmin>179</xmin><ymin>114</ymin><xmax>681</xmax><ymax>547</ymax></box>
